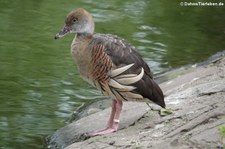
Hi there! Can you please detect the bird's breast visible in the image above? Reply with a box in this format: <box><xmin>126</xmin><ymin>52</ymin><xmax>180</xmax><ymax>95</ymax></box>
<box><xmin>71</xmin><ymin>38</ymin><xmax>93</xmax><ymax>81</ymax></box>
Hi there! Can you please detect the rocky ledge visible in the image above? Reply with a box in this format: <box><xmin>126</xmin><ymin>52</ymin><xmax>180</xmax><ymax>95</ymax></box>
<box><xmin>46</xmin><ymin>51</ymin><xmax>225</xmax><ymax>149</ymax></box>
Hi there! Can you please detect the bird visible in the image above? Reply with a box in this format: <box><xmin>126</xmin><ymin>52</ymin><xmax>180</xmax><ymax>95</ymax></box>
<box><xmin>55</xmin><ymin>8</ymin><xmax>165</xmax><ymax>136</ymax></box>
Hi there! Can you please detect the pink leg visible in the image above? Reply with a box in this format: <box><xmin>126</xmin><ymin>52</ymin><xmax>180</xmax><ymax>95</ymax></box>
<box><xmin>88</xmin><ymin>99</ymin><xmax>123</xmax><ymax>136</ymax></box>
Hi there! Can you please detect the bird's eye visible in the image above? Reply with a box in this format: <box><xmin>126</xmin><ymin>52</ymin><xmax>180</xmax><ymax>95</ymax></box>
<box><xmin>72</xmin><ymin>18</ymin><xmax>78</xmax><ymax>23</ymax></box>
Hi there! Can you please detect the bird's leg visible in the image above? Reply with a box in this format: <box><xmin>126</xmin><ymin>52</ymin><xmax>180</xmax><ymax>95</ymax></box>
<box><xmin>88</xmin><ymin>99</ymin><xmax>123</xmax><ymax>136</ymax></box>
<box><xmin>107</xmin><ymin>99</ymin><xmax>123</xmax><ymax>130</ymax></box>
<box><xmin>106</xmin><ymin>99</ymin><xmax>117</xmax><ymax>128</ymax></box>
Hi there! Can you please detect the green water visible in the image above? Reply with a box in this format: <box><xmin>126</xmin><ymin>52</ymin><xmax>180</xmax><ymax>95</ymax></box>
<box><xmin>0</xmin><ymin>0</ymin><xmax>224</xmax><ymax>148</ymax></box>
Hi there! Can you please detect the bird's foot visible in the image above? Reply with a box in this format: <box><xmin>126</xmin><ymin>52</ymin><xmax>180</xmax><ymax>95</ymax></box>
<box><xmin>88</xmin><ymin>127</ymin><xmax>118</xmax><ymax>136</ymax></box>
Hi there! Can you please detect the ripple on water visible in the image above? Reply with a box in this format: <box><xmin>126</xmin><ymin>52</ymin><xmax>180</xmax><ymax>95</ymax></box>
<box><xmin>91</xmin><ymin>9</ymin><xmax>124</xmax><ymax>22</ymax></box>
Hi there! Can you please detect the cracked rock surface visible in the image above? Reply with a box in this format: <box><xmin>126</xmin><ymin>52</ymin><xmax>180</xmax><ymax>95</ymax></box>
<box><xmin>46</xmin><ymin>52</ymin><xmax>225</xmax><ymax>149</ymax></box>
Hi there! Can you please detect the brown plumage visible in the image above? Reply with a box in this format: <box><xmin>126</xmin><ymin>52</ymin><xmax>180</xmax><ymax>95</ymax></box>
<box><xmin>55</xmin><ymin>8</ymin><xmax>165</xmax><ymax>136</ymax></box>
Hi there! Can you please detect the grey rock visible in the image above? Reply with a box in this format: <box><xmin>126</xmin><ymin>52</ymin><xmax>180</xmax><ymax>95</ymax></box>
<box><xmin>46</xmin><ymin>53</ymin><xmax>225</xmax><ymax>149</ymax></box>
<box><xmin>46</xmin><ymin>102</ymin><xmax>149</xmax><ymax>149</ymax></box>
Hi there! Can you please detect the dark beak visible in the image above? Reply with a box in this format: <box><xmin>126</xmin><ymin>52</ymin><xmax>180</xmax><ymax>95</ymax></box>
<box><xmin>54</xmin><ymin>25</ymin><xmax>71</xmax><ymax>39</ymax></box>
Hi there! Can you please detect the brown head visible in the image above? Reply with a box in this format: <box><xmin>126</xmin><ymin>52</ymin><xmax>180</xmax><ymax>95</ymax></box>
<box><xmin>55</xmin><ymin>8</ymin><xmax>95</xmax><ymax>39</ymax></box>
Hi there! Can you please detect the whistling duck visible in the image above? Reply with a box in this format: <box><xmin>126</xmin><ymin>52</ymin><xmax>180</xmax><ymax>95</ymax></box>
<box><xmin>55</xmin><ymin>8</ymin><xmax>165</xmax><ymax>136</ymax></box>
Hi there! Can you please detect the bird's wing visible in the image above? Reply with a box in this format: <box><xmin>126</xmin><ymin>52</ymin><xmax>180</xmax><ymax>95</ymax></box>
<box><xmin>90</xmin><ymin>34</ymin><xmax>165</xmax><ymax>108</ymax></box>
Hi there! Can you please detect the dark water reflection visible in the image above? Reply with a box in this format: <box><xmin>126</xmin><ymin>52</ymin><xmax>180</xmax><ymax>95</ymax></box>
<box><xmin>0</xmin><ymin>0</ymin><xmax>225</xmax><ymax>148</ymax></box>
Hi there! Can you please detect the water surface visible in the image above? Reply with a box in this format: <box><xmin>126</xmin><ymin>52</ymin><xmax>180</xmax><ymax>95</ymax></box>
<box><xmin>0</xmin><ymin>0</ymin><xmax>225</xmax><ymax>148</ymax></box>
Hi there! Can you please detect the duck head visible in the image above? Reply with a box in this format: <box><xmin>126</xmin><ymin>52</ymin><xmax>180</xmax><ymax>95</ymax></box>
<box><xmin>55</xmin><ymin>8</ymin><xmax>95</xmax><ymax>39</ymax></box>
